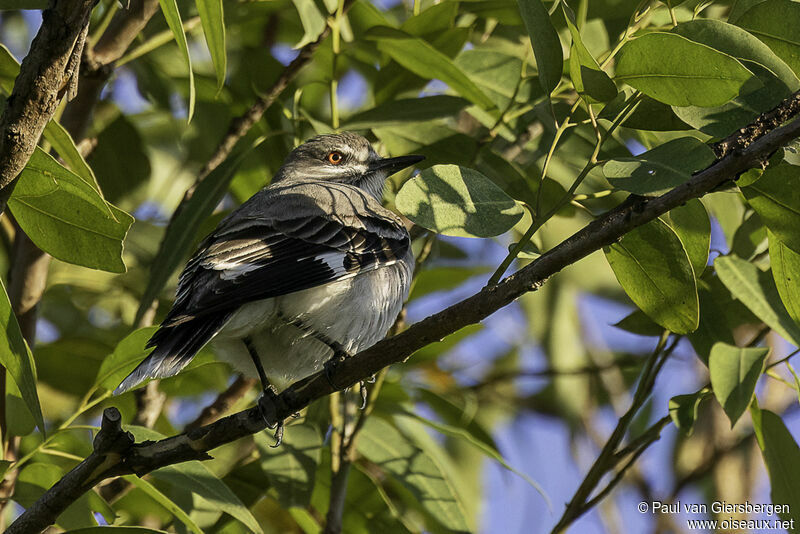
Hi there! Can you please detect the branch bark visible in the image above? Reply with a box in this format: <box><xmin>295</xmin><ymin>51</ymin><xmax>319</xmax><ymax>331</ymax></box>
<box><xmin>8</xmin><ymin>90</ymin><xmax>800</xmax><ymax>534</ymax></box>
<box><xmin>0</xmin><ymin>0</ymin><xmax>96</xmax><ymax>213</ymax></box>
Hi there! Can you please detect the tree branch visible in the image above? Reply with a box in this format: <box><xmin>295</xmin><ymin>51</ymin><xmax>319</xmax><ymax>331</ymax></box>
<box><xmin>0</xmin><ymin>0</ymin><xmax>97</xmax><ymax>213</ymax></box>
<box><xmin>9</xmin><ymin>87</ymin><xmax>800</xmax><ymax>534</ymax></box>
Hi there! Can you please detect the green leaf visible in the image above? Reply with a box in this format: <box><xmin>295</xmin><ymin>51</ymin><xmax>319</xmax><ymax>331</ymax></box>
<box><xmin>135</xmin><ymin>137</ymin><xmax>263</xmax><ymax>325</ymax></box>
<box><xmin>0</xmin><ymin>279</ymin><xmax>43</xmax><ymax>435</ymax></box>
<box><xmin>715</xmin><ymin>254</ymin><xmax>800</xmax><ymax>346</ymax></box>
<box><xmin>735</xmin><ymin>0</ymin><xmax>800</xmax><ymax>78</ymax></box>
<box><xmin>123</xmin><ymin>476</ymin><xmax>202</xmax><ymax>534</ymax></box>
<box><xmin>563</xmin><ymin>4</ymin><xmax>617</xmax><ymax>101</ymax></box>
<box><xmin>671</xmin><ymin>19</ymin><xmax>799</xmax><ymax>137</ymax></box>
<box><xmin>396</xmin><ymin>411</ymin><xmax>550</xmax><ymax>506</ymax></box>
<box><xmin>709</xmin><ymin>342</ymin><xmax>768</xmax><ymax>426</ymax></box>
<box><xmin>662</xmin><ymin>199</ymin><xmax>711</xmax><ymax>277</ymax></box>
<box><xmin>751</xmin><ymin>405</ymin><xmax>800</xmax><ymax>527</ymax></box>
<box><xmin>342</xmin><ymin>96</ymin><xmax>469</xmax><ymax>129</ymax></box>
<box><xmin>129</xmin><ymin>426</ymin><xmax>264</xmax><ymax>534</ymax></box>
<box><xmin>94</xmin><ymin>327</ymin><xmax>158</xmax><ymax>391</ymax></box>
<box><xmin>0</xmin><ymin>45</ymin><xmax>106</xmax><ymax>197</ymax></box>
<box><xmin>9</xmin><ymin>148</ymin><xmax>133</xmax><ymax>273</ymax></box>
<box><xmin>367</xmin><ymin>26</ymin><xmax>496</xmax><ymax>110</ymax></box>
<box><xmin>741</xmin><ymin>163</ymin><xmax>800</xmax><ymax>254</ymax></box>
<box><xmin>516</xmin><ymin>0</ymin><xmax>563</xmax><ymax>94</ymax></box>
<box><xmin>613</xmin><ymin>309</ymin><xmax>664</xmax><ymax>336</ymax></box>
<box><xmin>769</xmin><ymin>231</ymin><xmax>800</xmax><ymax>326</ymax></box>
<box><xmin>158</xmin><ymin>0</ymin><xmax>196</xmax><ymax>121</ymax></box>
<box><xmin>60</xmin><ymin>529</ymin><xmax>167</xmax><ymax>533</ymax></box>
<box><xmin>257</xmin><ymin>422</ymin><xmax>322</xmax><ymax>508</ymax></box>
<box><xmin>395</xmin><ymin>164</ymin><xmax>523</xmax><ymax>238</ymax></box>
<box><xmin>195</xmin><ymin>0</ymin><xmax>226</xmax><ymax>92</ymax></box>
<box><xmin>455</xmin><ymin>48</ymin><xmax>539</xmax><ymax>110</ymax></box>
<box><xmin>669</xmin><ymin>391</ymin><xmax>708</xmax><ymax>436</ymax></box>
<box><xmin>603</xmin><ymin>137</ymin><xmax>716</xmax><ymax>196</ymax></box>
<box><xmin>292</xmin><ymin>0</ymin><xmax>327</xmax><ymax>48</ymax></box>
<box><xmin>357</xmin><ymin>416</ymin><xmax>470</xmax><ymax>532</ymax></box>
<box><xmin>615</xmin><ymin>32</ymin><xmax>754</xmax><ymax>107</ymax></box>
<box><xmin>604</xmin><ymin>218</ymin><xmax>699</xmax><ymax>334</ymax></box>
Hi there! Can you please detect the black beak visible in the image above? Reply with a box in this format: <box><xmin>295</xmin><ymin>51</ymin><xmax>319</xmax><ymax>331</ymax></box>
<box><xmin>369</xmin><ymin>154</ymin><xmax>425</xmax><ymax>175</ymax></box>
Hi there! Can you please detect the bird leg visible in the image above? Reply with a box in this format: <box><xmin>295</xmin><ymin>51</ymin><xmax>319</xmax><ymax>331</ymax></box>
<box><xmin>276</xmin><ymin>312</ymin><xmax>371</xmax><ymax>409</ymax></box>
<box><xmin>244</xmin><ymin>337</ymin><xmax>285</xmax><ymax>447</ymax></box>
<box><xmin>322</xmin><ymin>349</ymin><xmax>369</xmax><ymax>409</ymax></box>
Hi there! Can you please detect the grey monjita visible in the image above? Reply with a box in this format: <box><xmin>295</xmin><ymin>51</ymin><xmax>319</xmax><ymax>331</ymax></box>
<box><xmin>116</xmin><ymin>132</ymin><xmax>423</xmax><ymax>395</ymax></box>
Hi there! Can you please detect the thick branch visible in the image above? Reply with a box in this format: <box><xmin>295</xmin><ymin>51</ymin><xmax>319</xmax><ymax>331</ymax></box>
<box><xmin>0</xmin><ymin>0</ymin><xmax>96</xmax><ymax>212</ymax></box>
<box><xmin>10</xmin><ymin>92</ymin><xmax>800</xmax><ymax>534</ymax></box>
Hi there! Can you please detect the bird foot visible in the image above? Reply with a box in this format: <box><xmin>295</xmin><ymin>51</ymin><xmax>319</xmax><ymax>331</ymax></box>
<box><xmin>257</xmin><ymin>385</ymin><xmax>285</xmax><ymax>447</ymax></box>
<box><xmin>323</xmin><ymin>350</ymin><xmax>350</xmax><ymax>390</ymax></box>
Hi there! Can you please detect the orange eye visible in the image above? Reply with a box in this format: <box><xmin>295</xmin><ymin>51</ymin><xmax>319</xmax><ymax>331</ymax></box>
<box><xmin>327</xmin><ymin>151</ymin><xmax>344</xmax><ymax>165</ymax></box>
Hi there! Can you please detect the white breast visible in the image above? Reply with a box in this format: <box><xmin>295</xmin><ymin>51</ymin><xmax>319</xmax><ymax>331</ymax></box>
<box><xmin>212</xmin><ymin>258</ymin><xmax>412</xmax><ymax>391</ymax></box>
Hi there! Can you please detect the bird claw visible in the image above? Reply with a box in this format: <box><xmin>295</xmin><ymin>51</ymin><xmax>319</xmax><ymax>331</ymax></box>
<box><xmin>257</xmin><ymin>386</ymin><xmax>285</xmax><ymax>447</ymax></box>
<box><xmin>358</xmin><ymin>380</ymin><xmax>368</xmax><ymax>409</ymax></box>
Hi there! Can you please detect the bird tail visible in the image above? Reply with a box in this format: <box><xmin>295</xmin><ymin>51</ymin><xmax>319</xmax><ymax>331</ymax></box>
<box><xmin>114</xmin><ymin>315</ymin><xmax>230</xmax><ymax>395</ymax></box>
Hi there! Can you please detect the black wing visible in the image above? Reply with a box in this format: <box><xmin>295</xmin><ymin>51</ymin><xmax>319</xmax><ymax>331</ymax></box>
<box><xmin>115</xmin><ymin>181</ymin><xmax>409</xmax><ymax>393</ymax></box>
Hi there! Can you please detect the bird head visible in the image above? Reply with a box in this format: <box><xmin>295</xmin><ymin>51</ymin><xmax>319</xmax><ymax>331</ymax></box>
<box><xmin>275</xmin><ymin>132</ymin><xmax>424</xmax><ymax>199</ymax></box>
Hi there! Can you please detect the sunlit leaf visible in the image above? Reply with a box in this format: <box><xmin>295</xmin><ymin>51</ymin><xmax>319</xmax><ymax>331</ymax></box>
<box><xmin>604</xmin><ymin>219</ymin><xmax>699</xmax><ymax>334</ymax></box>
<box><xmin>615</xmin><ymin>32</ymin><xmax>754</xmax><ymax>107</ymax></box>
<box><xmin>158</xmin><ymin>0</ymin><xmax>196</xmax><ymax>121</ymax></box>
<box><xmin>196</xmin><ymin>0</ymin><xmax>226</xmax><ymax>91</ymax></box>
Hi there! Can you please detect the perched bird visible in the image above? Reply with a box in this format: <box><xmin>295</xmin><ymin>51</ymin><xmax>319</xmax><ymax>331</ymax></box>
<box><xmin>115</xmin><ymin>132</ymin><xmax>423</xmax><ymax>438</ymax></box>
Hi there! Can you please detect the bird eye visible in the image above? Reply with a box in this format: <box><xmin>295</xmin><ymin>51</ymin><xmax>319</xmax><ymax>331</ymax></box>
<box><xmin>327</xmin><ymin>151</ymin><xmax>344</xmax><ymax>165</ymax></box>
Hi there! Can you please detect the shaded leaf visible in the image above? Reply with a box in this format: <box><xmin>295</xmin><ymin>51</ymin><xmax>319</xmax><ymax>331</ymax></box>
<box><xmin>517</xmin><ymin>0</ymin><xmax>562</xmax><ymax>94</ymax></box>
<box><xmin>751</xmin><ymin>405</ymin><xmax>800</xmax><ymax>527</ymax></box>
<box><xmin>343</xmin><ymin>96</ymin><xmax>469</xmax><ymax>129</ymax></box>
<box><xmin>129</xmin><ymin>426</ymin><xmax>264</xmax><ymax>534</ymax></box>
<box><xmin>615</xmin><ymin>32</ymin><xmax>754</xmax><ymax>107</ymax></box>
<box><xmin>769</xmin><ymin>231</ymin><xmax>800</xmax><ymax>326</ymax></box>
<box><xmin>0</xmin><ymin>278</ymin><xmax>43</xmax><ymax>435</ymax></box>
<box><xmin>613</xmin><ymin>309</ymin><xmax>664</xmax><ymax>336</ymax></box>
<box><xmin>603</xmin><ymin>137</ymin><xmax>716</xmax><ymax>196</ymax></box>
<box><xmin>123</xmin><ymin>476</ymin><xmax>202</xmax><ymax>534</ymax></box>
<box><xmin>663</xmin><ymin>199</ymin><xmax>711</xmax><ymax>277</ymax></box>
<box><xmin>715</xmin><ymin>254</ymin><xmax>800</xmax><ymax>345</ymax></box>
<box><xmin>735</xmin><ymin>0</ymin><xmax>800</xmax><ymax>78</ymax></box>
<box><xmin>669</xmin><ymin>391</ymin><xmax>709</xmax><ymax>436</ymax></box>
<box><xmin>709</xmin><ymin>342</ymin><xmax>768</xmax><ymax>426</ymax></box>
<box><xmin>563</xmin><ymin>4</ymin><xmax>617</xmax><ymax>101</ymax></box>
<box><xmin>358</xmin><ymin>416</ymin><xmax>470</xmax><ymax>532</ymax></box>
<box><xmin>94</xmin><ymin>327</ymin><xmax>158</xmax><ymax>391</ymax></box>
<box><xmin>741</xmin><ymin>162</ymin><xmax>800</xmax><ymax>254</ymax></box>
<box><xmin>367</xmin><ymin>27</ymin><xmax>495</xmax><ymax>109</ymax></box>
<box><xmin>396</xmin><ymin>164</ymin><xmax>523</xmax><ymax>238</ymax></box>
<box><xmin>257</xmin><ymin>422</ymin><xmax>322</xmax><ymax>508</ymax></box>
<box><xmin>604</xmin><ymin>219</ymin><xmax>699</xmax><ymax>334</ymax></box>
